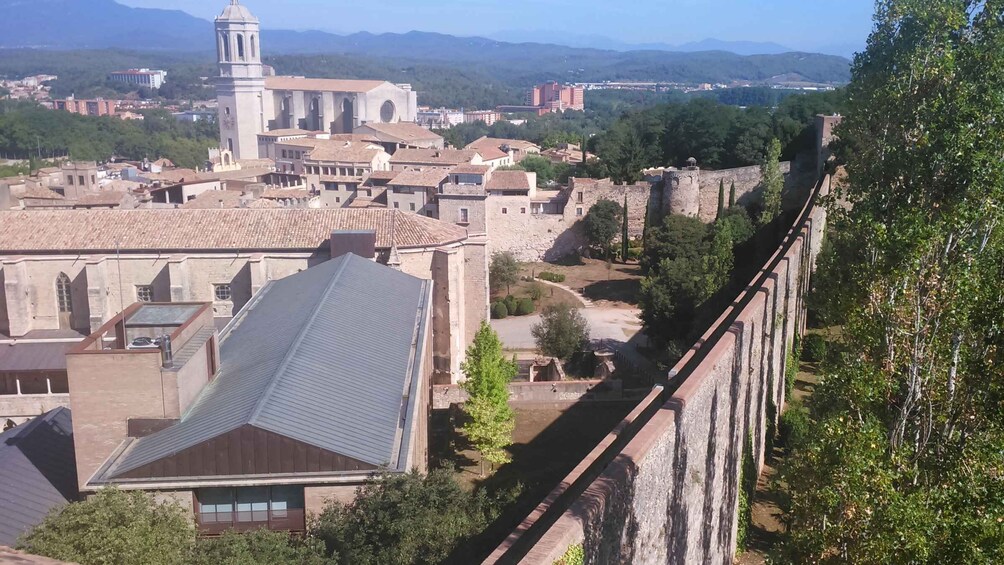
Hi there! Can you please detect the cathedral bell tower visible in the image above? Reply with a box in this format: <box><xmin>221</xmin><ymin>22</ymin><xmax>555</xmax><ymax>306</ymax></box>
<box><xmin>215</xmin><ymin>0</ymin><xmax>265</xmax><ymax>160</ymax></box>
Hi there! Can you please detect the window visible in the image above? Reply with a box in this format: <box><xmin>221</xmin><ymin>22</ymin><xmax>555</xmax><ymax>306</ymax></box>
<box><xmin>409</xmin><ymin>203</ymin><xmax>416</xmax><ymax>211</ymax></box>
<box><xmin>225</xmin><ymin>107</ymin><xmax>231</xmax><ymax>116</ymax></box>
<box><xmin>393</xmin><ymin>202</ymin><xmax>400</xmax><ymax>209</ymax></box>
<box><xmin>196</xmin><ymin>486</ymin><xmax>305</xmax><ymax>534</ymax></box>
<box><xmin>56</xmin><ymin>273</ymin><xmax>72</xmax><ymax>313</ymax></box>
<box><xmin>78</xmin><ymin>175</ymin><xmax>85</xmax><ymax>186</ymax></box>
<box><xmin>577</xmin><ymin>192</ymin><xmax>584</xmax><ymax>203</ymax></box>
<box><xmin>335</xmin><ymin>197</ymin><xmax>341</xmax><ymax>203</ymax></box>
<box><xmin>236</xmin><ymin>34</ymin><xmax>245</xmax><ymax>61</ymax></box>
<box><xmin>576</xmin><ymin>207</ymin><xmax>584</xmax><ymax>216</ymax></box>
<box><xmin>459</xmin><ymin>208</ymin><xmax>469</xmax><ymax>224</ymax></box>
<box><xmin>91</xmin><ymin>175</ymin><xmax>96</xmax><ymax>184</ymax></box>
<box><xmin>281</xmin><ymin>149</ymin><xmax>288</xmax><ymax>159</ymax></box>
<box><xmin>214</xmin><ymin>284</ymin><xmax>232</xmax><ymax>302</ymax></box>
<box><xmin>521</xmin><ymin>207</ymin><xmax>526</xmax><ymax>214</ymax></box>
<box><xmin>66</xmin><ymin>175</ymin><xmax>73</xmax><ymax>185</ymax></box>
<box><xmin>136</xmin><ymin>285</ymin><xmax>153</xmax><ymax>303</ymax></box>
<box><xmin>502</xmin><ymin>207</ymin><xmax>508</xmax><ymax>214</ymax></box>
<box><xmin>228</xmin><ymin>138</ymin><xmax>234</xmax><ymax>152</ymax></box>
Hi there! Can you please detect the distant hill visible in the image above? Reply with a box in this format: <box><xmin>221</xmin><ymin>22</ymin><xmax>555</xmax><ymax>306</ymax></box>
<box><xmin>0</xmin><ymin>0</ymin><xmax>851</xmax><ymax>85</ymax></box>
<box><xmin>490</xmin><ymin>31</ymin><xmax>794</xmax><ymax>56</ymax></box>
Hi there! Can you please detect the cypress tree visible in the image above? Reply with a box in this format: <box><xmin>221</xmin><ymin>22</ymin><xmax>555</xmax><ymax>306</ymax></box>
<box><xmin>621</xmin><ymin>195</ymin><xmax>629</xmax><ymax>262</ymax></box>
<box><xmin>729</xmin><ymin>180</ymin><xmax>737</xmax><ymax>208</ymax></box>
<box><xmin>717</xmin><ymin>179</ymin><xmax>725</xmax><ymax>219</ymax></box>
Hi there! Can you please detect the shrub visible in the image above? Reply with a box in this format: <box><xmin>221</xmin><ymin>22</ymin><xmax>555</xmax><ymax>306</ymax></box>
<box><xmin>516</xmin><ymin>298</ymin><xmax>535</xmax><ymax>316</ymax></box>
<box><xmin>529</xmin><ymin>283</ymin><xmax>544</xmax><ymax>301</ymax></box>
<box><xmin>490</xmin><ymin>302</ymin><xmax>508</xmax><ymax>319</ymax></box>
<box><xmin>538</xmin><ymin>271</ymin><xmax>566</xmax><ymax>283</ymax></box>
<box><xmin>779</xmin><ymin>399</ymin><xmax>810</xmax><ymax>448</ymax></box>
<box><xmin>801</xmin><ymin>333</ymin><xmax>828</xmax><ymax>363</ymax></box>
<box><xmin>785</xmin><ymin>346</ymin><xmax>799</xmax><ymax>397</ymax></box>
<box><xmin>531</xmin><ymin>303</ymin><xmax>590</xmax><ymax>360</ymax></box>
<box><xmin>555</xmin><ymin>544</ymin><xmax>585</xmax><ymax>565</ymax></box>
<box><xmin>627</xmin><ymin>247</ymin><xmax>643</xmax><ymax>261</ymax></box>
<box><xmin>504</xmin><ymin>295</ymin><xmax>519</xmax><ymax>314</ymax></box>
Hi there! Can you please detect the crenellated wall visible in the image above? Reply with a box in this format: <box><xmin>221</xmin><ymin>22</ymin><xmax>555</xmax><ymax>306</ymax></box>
<box><xmin>485</xmin><ymin>172</ymin><xmax>831</xmax><ymax>565</ymax></box>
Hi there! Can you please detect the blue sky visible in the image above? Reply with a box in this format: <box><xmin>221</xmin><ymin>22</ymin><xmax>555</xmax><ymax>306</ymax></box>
<box><xmin>121</xmin><ymin>0</ymin><xmax>876</xmax><ymax>55</ymax></box>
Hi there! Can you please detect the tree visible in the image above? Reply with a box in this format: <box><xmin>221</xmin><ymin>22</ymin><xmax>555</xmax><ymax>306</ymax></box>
<box><xmin>461</xmin><ymin>322</ymin><xmax>517</xmax><ymax>473</ymax></box>
<box><xmin>779</xmin><ymin>1</ymin><xmax>1004</xmax><ymax>562</ymax></box>
<box><xmin>729</xmin><ymin>180</ymin><xmax>737</xmax><ymax>208</ymax></box>
<box><xmin>717</xmin><ymin>178</ymin><xmax>725</xmax><ymax>219</ymax></box>
<box><xmin>758</xmin><ymin>137</ymin><xmax>783</xmax><ymax>225</ymax></box>
<box><xmin>621</xmin><ymin>195</ymin><xmax>629</xmax><ymax>262</ymax></box>
<box><xmin>531</xmin><ymin>303</ymin><xmax>590</xmax><ymax>360</ymax></box>
<box><xmin>18</xmin><ymin>488</ymin><xmax>194</xmax><ymax>565</ymax></box>
<box><xmin>583</xmin><ymin>198</ymin><xmax>623</xmax><ymax>255</ymax></box>
<box><xmin>516</xmin><ymin>155</ymin><xmax>556</xmax><ymax>187</ymax></box>
<box><xmin>312</xmin><ymin>470</ymin><xmax>489</xmax><ymax>565</ymax></box>
<box><xmin>488</xmin><ymin>251</ymin><xmax>520</xmax><ymax>294</ymax></box>
<box><xmin>192</xmin><ymin>529</ymin><xmax>329</xmax><ymax>565</ymax></box>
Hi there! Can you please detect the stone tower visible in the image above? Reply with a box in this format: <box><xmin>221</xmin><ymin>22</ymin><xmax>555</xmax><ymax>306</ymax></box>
<box><xmin>215</xmin><ymin>1</ymin><xmax>265</xmax><ymax>160</ymax></box>
<box><xmin>663</xmin><ymin>160</ymin><xmax>701</xmax><ymax>218</ymax></box>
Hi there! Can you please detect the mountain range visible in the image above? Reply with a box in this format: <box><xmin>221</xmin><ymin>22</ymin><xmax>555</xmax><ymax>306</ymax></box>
<box><xmin>0</xmin><ymin>0</ymin><xmax>852</xmax><ymax>86</ymax></box>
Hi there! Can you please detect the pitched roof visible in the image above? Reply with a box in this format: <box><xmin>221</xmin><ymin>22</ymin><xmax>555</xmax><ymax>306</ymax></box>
<box><xmin>387</xmin><ymin>168</ymin><xmax>449</xmax><ymax>188</ymax></box>
<box><xmin>265</xmin><ymin>76</ymin><xmax>386</xmax><ymax>93</ymax></box>
<box><xmin>104</xmin><ymin>255</ymin><xmax>431</xmax><ymax>477</ymax></box>
<box><xmin>466</xmin><ymin>136</ymin><xmax>540</xmax><ymax>156</ymax></box>
<box><xmin>451</xmin><ymin>164</ymin><xmax>491</xmax><ymax>175</ymax></box>
<box><xmin>73</xmin><ymin>191</ymin><xmax>129</xmax><ymax>208</ymax></box>
<box><xmin>357</xmin><ymin>122</ymin><xmax>443</xmax><ymax>144</ymax></box>
<box><xmin>486</xmin><ymin>170</ymin><xmax>533</xmax><ymax>191</ymax></box>
<box><xmin>0</xmin><ymin>408</ymin><xmax>78</xmax><ymax>547</ymax></box>
<box><xmin>180</xmin><ymin>190</ymin><xmax>245</xmax><ymax>210</ymax></box>
<box><xmin>281</xmin><ymin>138</ymin><xmax>385</xmax><ymax>163</ymax></box>
<box><xmin>390</xmin><ymin>148</ymin><xmax>478</xmax><ymax>166</ymax></box>
<box><xmin>0</xmin><ymin>209</ymin><xmax>469</xmax><ymax>252</ymax></box>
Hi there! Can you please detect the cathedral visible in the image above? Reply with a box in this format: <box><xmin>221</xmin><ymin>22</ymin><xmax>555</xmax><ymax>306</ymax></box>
<box><xmin>214</xmin><ymin>1</ymin><xmax>419</xmax><ymax>160</ymax></box>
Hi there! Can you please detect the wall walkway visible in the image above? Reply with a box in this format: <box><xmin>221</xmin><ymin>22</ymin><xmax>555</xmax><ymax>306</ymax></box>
<box><xmin>484</xmin><ymin>171</ymin><xmax>831</xmax><ymax>564</ymax></box>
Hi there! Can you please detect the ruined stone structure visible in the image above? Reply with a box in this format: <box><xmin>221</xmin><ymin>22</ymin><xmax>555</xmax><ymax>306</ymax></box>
<box><xmin>485</xmin><ymin>170</ymin><xmax>832</xmax><ymax>564</ymax></box>
<box><xmin>661</xmin><ymin>161</ymin><xmax>795</xmax><ymax>223</ymax></box>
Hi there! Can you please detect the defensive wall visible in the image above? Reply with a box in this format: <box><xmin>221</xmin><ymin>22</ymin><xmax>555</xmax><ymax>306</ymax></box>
<box><xmin>483</xmin><ymin>170</ymin><xmax>832</xmax><ymax>564</ymax></box>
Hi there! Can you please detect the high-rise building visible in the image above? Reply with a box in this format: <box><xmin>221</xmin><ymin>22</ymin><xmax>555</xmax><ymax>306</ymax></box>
<box><xmin>525</xmin><ymin>82</ymin><xmax>585</xmax><ymax>113</ymax></box>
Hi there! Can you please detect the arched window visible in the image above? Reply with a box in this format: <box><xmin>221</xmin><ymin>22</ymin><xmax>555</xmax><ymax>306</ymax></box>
<box><xmin>250</xmin><ymin>35</ymin><xmax>257</xmax><ymax>59</ymax></box>
<box><xmin>221</xmin><ymin>33</ymin><xmax>231</xmax><ymax>61</ymax></box>
<box><xmin>56</xmin><ymin>273</ymin><xmax>72</xmax><ymax>314</ymax></box>
<box><xmin>237</xmin><ymin>34</ymin><xmax>245</xmax><ymax>61</ymax></box>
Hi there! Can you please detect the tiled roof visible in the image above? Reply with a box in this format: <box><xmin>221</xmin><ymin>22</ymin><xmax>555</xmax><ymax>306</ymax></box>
<box><xmin>466</xmin><ymin>136</ymin><xmax>540</xmax><ymax>156</ymax></box>
<box><xmin>261</xmin><ymin>189</ymin><xmax>311</xmax><ymax>200</ymax></box>
<box><xmin>388</xmin><ymin>168</ymin><xmax>449</xmax><ymax>188</ymax></box>
<box><xmin>16</xmin><ymin>186</ymin><xmax>65</xmax><ymax>200</ymax></box>
<box><xmin>258</xmin><ymin>128</ymin><xmax>314</xmax><ymax>137</ymax></box>
<box><xmin>390</xmin><ymin>148</ymin><xmax>478</xmax><ymax>166</ymax></box>
<box><xmin>282</xmin><ymin>138</ymin><xmax>385</xmax><ymax>163</ymax></box>
<box><xmin>486</xmin><ymin>170</ymin><xmax>533</xmax><ymax>191</ymax></box>
<box><xmin>367</xmin><ymin>170</ymin><xmax>400</xmax><ymax>181</ymax></box>
<box><xmin>358</xmin><ymin>122</ymin><xmax>443</xmax><ymax>143</ymax></box>
<box><xmin>247</xmin><ymin>199</ymin><xmax>282</xmax><ymax>209</ymax></box>
<box><xmin>73</xmin><ymin>191</ymin><xmax>129</xmax><ymax>208</ymax></box>
<box><xmin>0</xmin><ymin>209</ymin><xmax>468</xmax><ymax>252</ymax></box>
<box><xmin>265</xmin><ymin>76</ymin><xmax>386</xmax><ymax>93</ymax></box>
<box><xmin>180</xmin><ymin>190</ymin><xmax>245</xmax><ymax>209</ymax></box>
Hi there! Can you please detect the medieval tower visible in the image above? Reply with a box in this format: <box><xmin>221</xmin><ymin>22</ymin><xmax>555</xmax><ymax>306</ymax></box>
<box><xmin>215</xmin><ymin>1</ymin><xmax>265</xmax><ymax>160</ymax></box>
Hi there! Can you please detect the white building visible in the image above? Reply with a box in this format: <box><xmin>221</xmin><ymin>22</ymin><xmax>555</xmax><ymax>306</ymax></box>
<box><xmin>215</xmin><ymin>1</ymin><xmax>419</xmax><ymax>160</ymax></box>
<box><xmin>109</xmin><ymin>69</ymin><xmax>167</xmax><ymax>89</ymax></box>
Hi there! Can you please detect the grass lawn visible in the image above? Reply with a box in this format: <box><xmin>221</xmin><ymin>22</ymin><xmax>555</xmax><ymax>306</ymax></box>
<box><xmin>525</xmin><ymin>258</ymin><xmax>643</xmax><ymax>308</ymax></box>
<box><xmin>431</xmin><ymin>401</ymin><xmax>638</xmax><ymax>563</ymax></box>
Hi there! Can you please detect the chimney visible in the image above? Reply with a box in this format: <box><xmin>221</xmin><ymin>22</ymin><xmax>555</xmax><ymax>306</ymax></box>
<box><xmin>159</xmin><ymin>334</ymin><xmax>174</xmax><ymax>368</ymax></box>
<box><xmin>330</xmin><ymin>230</ymin><xmax>377</xmax><ymax>260</ymax></box>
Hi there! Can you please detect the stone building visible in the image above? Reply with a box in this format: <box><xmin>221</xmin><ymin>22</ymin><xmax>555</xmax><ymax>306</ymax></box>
<box><xmin>0</xmin><ymin>209</ymin><xmax>488</xmax><ymax>402</ymax></box>
<box><xmin>215</xmin><ymin>1</ymin><xmax>418</xmax><ymax>160</ymax></box>
<box><xmin>66</xmin><ymin>255</ymin><xmax>432</xmax><ymax>530</ymax></box>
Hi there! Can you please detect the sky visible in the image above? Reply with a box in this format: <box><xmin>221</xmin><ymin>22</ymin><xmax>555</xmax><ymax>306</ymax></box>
<box><xmin>119</xmin><ymin>0</ymin><xmax>876</xmax><ymax>55</ymax></box>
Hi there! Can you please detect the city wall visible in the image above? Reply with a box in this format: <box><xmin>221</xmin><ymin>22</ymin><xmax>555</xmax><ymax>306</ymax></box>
<box><xmin>431</xmin><ymin>379</ymin><xmax>623</xmax><ymax>410</ymax></box>
<box><xmin>485</xmin><ymin>171</ymin><xmax>830</xmax><ymax>564</ymax></box>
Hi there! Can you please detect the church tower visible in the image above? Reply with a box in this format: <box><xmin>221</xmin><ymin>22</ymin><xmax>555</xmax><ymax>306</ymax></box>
<box><xmin>215</xmin><ymin>1</ymin><xmax>265</xmax><ymax>160</ymax></box>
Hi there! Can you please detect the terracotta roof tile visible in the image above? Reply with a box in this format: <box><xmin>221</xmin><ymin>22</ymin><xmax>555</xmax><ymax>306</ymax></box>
<box><xmin>390</xmin><ymin>148</ymin><xmax>478</xmax><ymax>166</ymax></box>
<box><xmin>486</xmin><ymin>170</ymin><xmax>533</xmax><ymax>191</ymax></box>
<box><xmin>387</xmin><ymin>168</ymin><xmax>449</xmax><ymax>188</ymax></box>
<box><xmin>0</xmin><ymin>209</ymin><xmax>468</xmax><ymax>252</ymax></box>
<box><xmin>358</xmin><ymin>122</ymin><xmax>443</xmax><ymax>143</ymax></box>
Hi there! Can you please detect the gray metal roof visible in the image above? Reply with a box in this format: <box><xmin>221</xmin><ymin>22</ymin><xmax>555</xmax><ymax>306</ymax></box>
<box><xmin>107</xmin><ymin>254</ymin><xmax>431</xmax><ymax>478</ymax></box>
<box><xmin>0</xmin><ymin>342</ymin><xmax>77</xmax><ymax>372</ymax></box>
<box><xmin>126</xmin><ymin>304</ymin><xmax>203</xmax><ymax>327</ymax></box>
<box><xmin>0</xmin><ymin>408</ymin><xmax>78</xmax><ymax>546</ymax></box>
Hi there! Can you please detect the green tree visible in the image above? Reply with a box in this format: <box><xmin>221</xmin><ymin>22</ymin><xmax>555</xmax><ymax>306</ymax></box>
<box><xmin>312</xmin><ymin>470</ymin><xmax>489</xmax><ymax>565</ymax></box>
<box><xmin>531</xmin><ymin>303</ymin><xmax>590</xmax><ymax>360</ymax></box>
<box><xmin>18</xmin><ymin>488</ymin><xmax>194</xmax><ymax>565</ymax></box>
<box><xmin>779</xmin><ymin>1</ymin><xmax>1004</xmax><ymax>562</ymax></box>
<box><xmin>621</xmin><ymin>195</ymin><xmax>630</xmax><ymax>262</ymax></box>
<box><xmin>758</xmin><ymin>137</ymin><xmax>783</xmax><ymax>225</ymax></box>
<box><xmin>461</xmin><ymin>322</ymin><xmax>517</xmax><ymax>473</ymax></box>
<box><xmin>729</xmin><ymin>180</ymin><xmax>737</xmax><ymax>207</ymax></box>
<box><xmin>488</xmin><ymin>251</ymin><xmax>520</xmax><ymax>294</ymax></box>
<box><xmin>516</xmin><ymin>155</ymin><xmax>556</xmax><ymax>187</ymax></box>
<box><xmin>192</xmin><ymin>529</ymin><xmax>329</xmax><ymax>565</ymax></box>
<box><xmin>583</xmin><ymin>198</ymin><xmax>623</xmax><ymax>255</ymax></box>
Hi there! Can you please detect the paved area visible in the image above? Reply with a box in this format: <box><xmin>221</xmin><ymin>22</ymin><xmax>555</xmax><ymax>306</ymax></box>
<box><xmin>490</xmin><ymin>306</ymin><xmax>646</xmax><ymax>359</ymax></box>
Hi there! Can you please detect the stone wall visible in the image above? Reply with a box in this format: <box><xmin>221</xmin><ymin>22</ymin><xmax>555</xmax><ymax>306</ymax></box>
<box><xmin>432</xmin><ymin>379</ymin><xmax>623</xmax><ymax>410</ymax></box>
<box><xmin>484</xmin><ymin>172</ymin><xmax>831</xmax><ymax>565</ymax></box>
